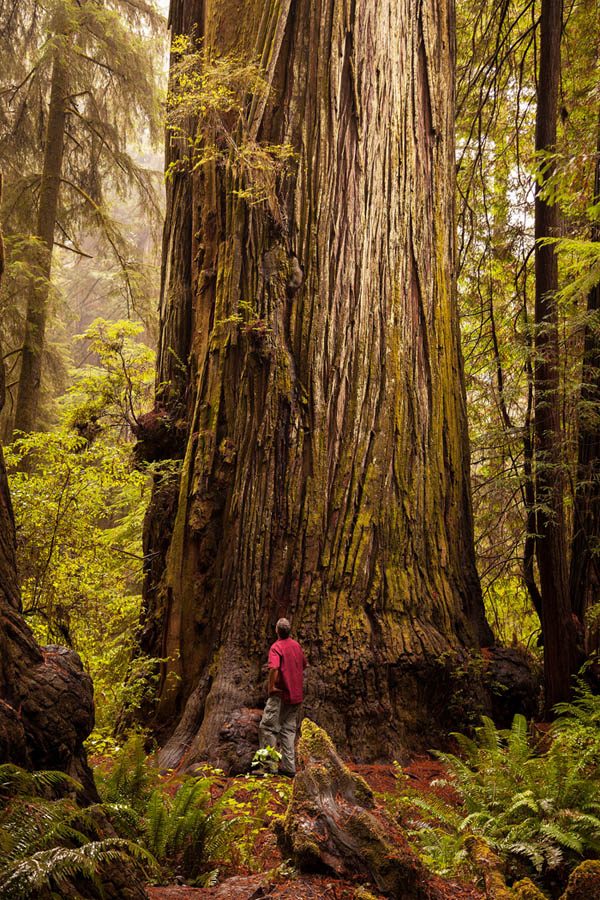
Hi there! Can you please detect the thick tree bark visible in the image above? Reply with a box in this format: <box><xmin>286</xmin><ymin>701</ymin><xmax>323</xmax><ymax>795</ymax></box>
<box><xmin>569</xmin><ymin>117</ymin><xmax>600</xmax><ymax>662</ymax></box>
<box><xmin>140</xmin><ymin>0</ymin><xmax>492</xmax><ymax>769</ymax></box>
<box><xmin>13</xmin><ymin>27</ymin><xmax>68</xmax><ymax>434</ymax></box>
<box><xmin>534</xmin><ymin>0</ymin><xmax>582</xmax><ymax>710</ymax></box>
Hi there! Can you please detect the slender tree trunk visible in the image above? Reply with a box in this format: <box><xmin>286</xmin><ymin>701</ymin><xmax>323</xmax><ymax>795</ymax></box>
<box><xmin>13</xmin><ymin>29</ymin><xmax>68</xmax><ymax>434</ymax></box>
<box><xmin>534</xmin><ymin>0</ymin><xmax>580</xmax><ymax>710</ymax></box>
<box><xmin>569</xmin><ymin>115</ymin><xmax>600</xmax><ymax>660</ymax></box>
<box><xmin>140</xmin><ymin>0</ymin><xmax>492</xmax><ymax>770</ymax></box>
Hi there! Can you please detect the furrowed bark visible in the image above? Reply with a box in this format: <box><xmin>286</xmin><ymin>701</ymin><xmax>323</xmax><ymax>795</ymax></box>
<box><xmin>141</xmin><ymin>0</ymin><xmax>492</xmax><ymax>769</ymax></box>
<box><xmin>534</xmin><ymin>0</ymin><xmax>582</xmax><ymax>710</ymax></box>
<box><xmin>569</xmin><ymin>115</ymin><xmax>600</xmax><ymax>663</ymax></box>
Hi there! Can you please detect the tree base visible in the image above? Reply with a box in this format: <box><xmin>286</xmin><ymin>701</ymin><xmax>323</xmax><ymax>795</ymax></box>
<box><xmin>153</xmin><ymin>644</ymin><xmax>537</xmax><ymax>774</ymax></box>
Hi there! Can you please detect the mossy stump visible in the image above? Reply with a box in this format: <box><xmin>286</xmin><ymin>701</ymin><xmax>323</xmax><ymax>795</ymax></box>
<box><xmin>512</xmin><ymin>878</ymin><xmax>547</xmax><ymax>899</ymax></box>
<box><xmin>279</xmin><ymin>720</ymin><xmax>442</xmax><ymax>899</ymax></box>
<box><xmin>560</xmin><ymin>860</ymin><xmax>600</xmax><ymax>899</ymax></box>
<box><xmin>464</xmin><ymin>836</ymin><xmax>513</xmax><ymax>899</ymax></box>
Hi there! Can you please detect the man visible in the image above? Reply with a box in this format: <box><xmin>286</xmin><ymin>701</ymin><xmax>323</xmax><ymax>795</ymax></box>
<box><xmin>258</xmin><ymin>617</ymin><xmax>307</xmax><ymax>776</ymax></box>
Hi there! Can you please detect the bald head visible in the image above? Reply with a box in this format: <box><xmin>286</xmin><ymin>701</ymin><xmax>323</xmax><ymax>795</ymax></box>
<box><xmin>276</xmin><ymin>618</ymin><xmax>291</xmax><ymax>639</ymax></box>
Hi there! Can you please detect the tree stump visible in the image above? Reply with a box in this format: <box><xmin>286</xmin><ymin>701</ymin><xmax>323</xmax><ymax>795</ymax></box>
<box><xmin>279</xmin><ymin>719</ymin><xmax>443</xmax><ymax>899</ymax></box>
<box><xmin>561</xmin><ymin>860</ymin><xmax>600</xmax><ymax>900</ymax></box>
<box><xmin>511</xmin><ymin>878</ymin><xmax>547</xmax><ymax>900</ymax></box>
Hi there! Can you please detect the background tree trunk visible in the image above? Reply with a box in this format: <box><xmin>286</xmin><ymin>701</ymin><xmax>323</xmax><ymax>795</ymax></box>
<box><xmin>13</xmin><ymin>27</ymin><xmax>68</xmax><ymax>434</ymax></box>
<box><xmin>140</xmin><ymin>0</ymin><xmax>492</xmax><ymax>770</ymax></box>
<box><xmin>569</xmin><ymin>116</ymin><xmax>600</xmax><ymax>664</ymax></box>
<box><xmin>534</xmin><ymin>0</ymin><xmax>582</xmax><ymax>710</ymax></box>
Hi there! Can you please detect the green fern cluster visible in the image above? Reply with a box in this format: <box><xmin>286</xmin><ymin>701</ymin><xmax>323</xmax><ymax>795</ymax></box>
<box><xmin>394</xmin><ymin>714</ymin><xmax>600</xmax><ymax>883</ymax></box>
<box><xmin>141</xmin><ymin>776</ymin><xmax>235</xmax><ymax>885</ymax></box>
<box><xmin>91</xmin><ymin>737</ymin><xmax>292</xmax><ymax>885</ymax></box>
<box><xmin>95</xmin><ymin>732</ymin><xmax>159</xmax><ymax>812</ymax></box>
<box><xmin>95</xmin><ymin>741</ymin><xmax>241</xmax><ymax>885</ymax></box>
<box><xmin>553</xmin><ymin>681</ymin><xmax>600</xmax><ymax>763</ymax></box>
<box><xmin>0</xmin><ymin>764</ymin><xmax>153</xmax><ymax>899</ymax></box>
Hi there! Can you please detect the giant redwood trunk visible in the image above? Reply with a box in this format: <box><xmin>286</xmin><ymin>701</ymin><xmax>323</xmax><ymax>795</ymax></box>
<box><xmin>140</xmin><ymin>0</ymin><xmax>492</xmax><ymax>769</ymax></box>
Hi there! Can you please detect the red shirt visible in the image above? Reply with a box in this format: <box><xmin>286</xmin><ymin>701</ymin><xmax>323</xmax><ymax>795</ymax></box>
<box><xmin>268</xmin><ymin>637</ymin><xmax>307</xmax><ymax>704</ymax></box>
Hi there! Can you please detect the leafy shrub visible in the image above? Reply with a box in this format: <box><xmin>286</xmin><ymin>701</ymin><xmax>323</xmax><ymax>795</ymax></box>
<box><xmin>134</xmin><ymin>770</ymin><xmax>291</xmax><ymax>882</ymax></box>
<box><xmin>251</xmin><ymin>745</ymin><xmax>282</xmax><ymax>771</ymax></box>
<box><xmin>93</xmin><ymin>741</ymin><xmax>292</xmax><ymax>884</ymax></box>
<box><xmin>217</xmin><ymin>773</ymin><xmax>292</xmax><ymax>871</ymax></box>
<box><xmin>96</xmin><ymin>748</ymin><xmax>238</xmax><ymax>885</ymax></box>
<box><xmin>6</xmin><ymin>427</ymin><xmax>149</xmax><ymax>734</ymax></box>
<box><xmin>393</xmin><ymin>714</ymin><xmax>600</xmax><ymax>884</ymax></box>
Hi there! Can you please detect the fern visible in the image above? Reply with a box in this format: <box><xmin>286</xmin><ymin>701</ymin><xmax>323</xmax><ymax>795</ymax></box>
<box><xmin>138</xmin><ymin>775</ymin><xmax>238</xmax><ymax>885</ymax></box>
<box><xmin>96</xmin><ymin>732</ymin><xmax>157</xmax><ymax>810</ymax></box>
<box><xmin>1</xmin><ymin>839</ymin><xmax>154</xmax><ymax>898</ymax></box>
<box><xmin>552</xmin><ymin>681</ymin><xmax>600</xmax><ymax>764</ymax></box>
<box><xmin>390</xmin><ymin>712</ymin><xmax>600</xmax><ymax>884</ymax></box>
<box><xmin>0</xmin><ymin>763</ymin><xmax>156</xmax><ymax>899</ymax></box>
<box><xmin>0</xmin><ymin>764</ymin><xmax>76</xmax><ymax>799</ymax></box>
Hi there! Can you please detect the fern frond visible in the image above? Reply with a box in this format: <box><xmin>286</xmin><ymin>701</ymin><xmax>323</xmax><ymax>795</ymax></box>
<box><xmin>0</xmin><ymin>838</ymin><xmax>153</xmax><ymax>897</ymax></box>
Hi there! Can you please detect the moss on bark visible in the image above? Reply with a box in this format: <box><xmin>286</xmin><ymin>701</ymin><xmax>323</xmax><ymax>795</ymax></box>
<box><xmin>141</xmin><ymin>0</ymin><xmax>493</xmax><ymax>768</ymax></box>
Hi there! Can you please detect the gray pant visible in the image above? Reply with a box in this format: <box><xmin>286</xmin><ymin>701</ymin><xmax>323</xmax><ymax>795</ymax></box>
<box><xmin>258</xmin><ymin>696</ymin><xmax>300</xmax><ymax>773</ymax></box>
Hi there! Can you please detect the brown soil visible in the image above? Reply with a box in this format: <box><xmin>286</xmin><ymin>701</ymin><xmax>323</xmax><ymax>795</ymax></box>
<box><xmin>144</xmin><ymin>757</ymin><xmax>483</xmax><ymax>900</ymax></box>
<box><xmin>147</xmin><ymin>872</ymin><xmax>483</xmax><ymax>899</ymax></box>
<box><xmin>147</xmin><ymin>875</ymin><xmax>374</xmax><ymax>899</ymax></box>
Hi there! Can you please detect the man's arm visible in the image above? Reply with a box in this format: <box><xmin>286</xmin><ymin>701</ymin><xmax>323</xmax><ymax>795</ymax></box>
<box><xmin>267</xmin><ymin>647</ymin><xmax>282</xmax><ymax>696</ymax></box>
<box><xmin>268</xmin><ymin>667</ymin><xmax>282</xmax><ymax>696</ymax></box>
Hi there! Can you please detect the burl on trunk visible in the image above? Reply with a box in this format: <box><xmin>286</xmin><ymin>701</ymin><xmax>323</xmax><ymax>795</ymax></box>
<box><xmin>139</xmin><ymin>0</ymin><xmax>492</xmax><ymax>770</ymax></box>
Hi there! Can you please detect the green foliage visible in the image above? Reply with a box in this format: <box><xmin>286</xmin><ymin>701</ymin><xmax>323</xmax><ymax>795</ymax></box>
<box><xmin>456</xmin><ymin>0</ymin><xmax>600</xmax><ymax>649</ymax></box>
<box><xmin>6</xmin><ymin>426</ymin><xmax>148</xmax><ymax>731</ymax></box>
<box><xmin>2</xmin><ymin>840</ymin><xmax>152</xmax><ymax>899</ymax></box>
<box><xmin>94</xmin><ymin>733</ymin><xmax>159</xmax><ymax>812</ymax></box>
<box><xmin>95</xmin><ymin>748</ymin><xmax>292</xmax><ymax>884</ymax></box>
<box><xmin>393</xmin><ymin>714</ymin><xmax>600</xmax><ymax>884</ymax></box>
<box><xmin>437</xmin><ymin>649</ymin><xmax>510</xmax><ymax>729</ymax></box>
<box><xmin>63</xmin><ymin>318</ymin><xmax>155</xmax><ymax>436</ymax></box>
<box><xmin>0</xmin><ymin>763</ymin><xmax>154</xmax><ymax>899</ymax></box>
<box><xmin>4</xmin><ymin>320</ymin><xmax>160</xmax><ymax>733</ymax></box>
<box><xmin>166</xmin><ymin>35</ymin><xmax>295</xmax><ymax>216</ymax></box>
<box><xmin>140</xmin><ymin>777</ymin><xmax>235</xmax><ymax>885</ymax></box>
<box><xmin>218</xmin><ymin>773</ymin><xmax>291</xmax><ymax>872</ymax></box>
<box><xmin>552</xmin><ymin>681</ymin><xmax>600</xmax><ymax>763</ymax></box>
<box><xmin>251</xmin><ymin>745</ymin><xmax>282</xmax><ymax>771</ymax></box>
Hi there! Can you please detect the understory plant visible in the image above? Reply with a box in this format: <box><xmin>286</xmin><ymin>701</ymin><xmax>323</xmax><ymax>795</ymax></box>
<box><xmin>94</xmin><ymin>736</ymin><xmax>290</xmax><ymax>884</ymax></box>
<box><xmin>0</xmin><ymin>764</ymin><xmax>153</xmax><ymax>899</ymax></box>
<box><xmin>136</xmin><ymin>771</ymin><xmax>291</xmax><ymax>882</ymax></box>
<box><xmin>552</xmin><ymin>680</ymin><xmax>600</xmax><ymax>763</ymax></box>
<box><xmin>393</xmin><ymin>713</ymin><xmax>600</xmax><ymax>886</ymax></box>
<box><xmin>141</xmin><ymin>776</ymin><xmax>235</xmax><ymax>885</ymax></box>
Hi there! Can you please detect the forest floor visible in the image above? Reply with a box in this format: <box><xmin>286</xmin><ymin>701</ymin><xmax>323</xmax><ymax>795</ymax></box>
<box><xmin>143</xmin><ymin>759</ymin><xmax>484</xmax><ymax>900</ymax></box>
